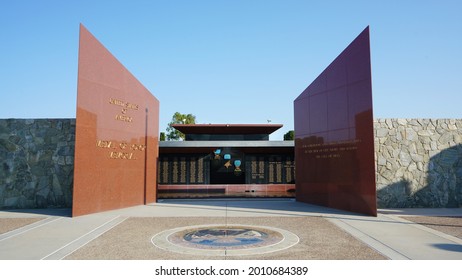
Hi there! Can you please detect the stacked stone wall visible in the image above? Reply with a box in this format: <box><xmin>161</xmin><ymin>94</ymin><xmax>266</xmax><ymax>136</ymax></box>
<box><xmin>0</xmin><ymin>119</ymin><xmax>75</xmax><ymax>209</ymax></box>
<box><xmin>375</xmin><ymin>119</ymin><xmax>462</xmax><ymax>208</ymax></box>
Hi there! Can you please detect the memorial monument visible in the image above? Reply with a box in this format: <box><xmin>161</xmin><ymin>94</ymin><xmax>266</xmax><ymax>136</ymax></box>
<box><xmin>72</xmin><ymin>25</ymin><xmax>160</xmax><ymax>216</ymax></box>
<box><xmin>294</xmin><ymin>27</ymin><xmax>377</xmax><ymax>216</ymax></box>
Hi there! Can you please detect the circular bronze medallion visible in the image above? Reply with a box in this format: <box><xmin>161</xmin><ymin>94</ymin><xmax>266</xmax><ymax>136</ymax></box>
<box><xmin>151</xmin><ymin>224</ymin><xmax>299</xmax><ymax>256</ymax></box>
<box><xmin>170</xmin><ymin>226</ymin><xmax>282</xmax><ymax>250</ymax></box>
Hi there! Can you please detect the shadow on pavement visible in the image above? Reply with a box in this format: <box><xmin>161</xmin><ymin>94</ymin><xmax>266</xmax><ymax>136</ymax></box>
<box><xmin>432</xmin><ymin>243</ymin><xmax>462</xmax><ymax>252</ymax></box>
<box><xmin>0</xmin><ymin>208</ymin><xmax>71</xmax><ymax>217</ymax></box>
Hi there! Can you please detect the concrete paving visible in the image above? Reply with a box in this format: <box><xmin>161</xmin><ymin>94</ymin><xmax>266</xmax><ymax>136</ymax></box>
<box><xmin>0</xmin><ymin>199</ymin><xmax>461</xmax><ymax>260</ymax></box>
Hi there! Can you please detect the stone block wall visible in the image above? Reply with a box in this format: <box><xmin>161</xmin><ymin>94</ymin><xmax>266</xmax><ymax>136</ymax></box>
<box><xmin>0</xmin><ymin>119</ymin><xmax>75</xmax><ymax>209</ymax></box>
<box><xmin>375</xmin><ymin>119</ymin><xmax>462</xmax><ymax>208</ymax></box>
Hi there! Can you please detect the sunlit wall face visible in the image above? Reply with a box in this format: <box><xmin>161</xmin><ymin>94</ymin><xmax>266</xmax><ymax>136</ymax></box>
<box><xmin>73</xmin><ymin>25</ymin><xmax>160</xmax><ymax>217</ymax></box>
<box><xmin>294</xmin><ymin>27</ymin><xmax>376</xmax><ymax>216</ymax></box>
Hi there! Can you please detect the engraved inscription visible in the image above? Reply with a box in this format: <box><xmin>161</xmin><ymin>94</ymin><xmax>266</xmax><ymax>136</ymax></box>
<box><xmin>268</xmin><ymin>162</ymin><xmax>274</xmax><ymax>183</ymax></box>
<box><xmin>198</xmin><ymin>158</ymin><xmax>204</xmax><ymax>183</ymax></box>
<box><xmin>302</xmin><ymin>139</ymin><xmax>361</xmax><ymax>159</ymax></box>
<box><xmin>109</xmin><ymin>97</ymin><xmax>139</xmax><ymax>123</ymax></box>
<box><xmin>96</xmin><ymin>140</ymin><xmax>114</xmax><ymax>149</ymax></box>
<box><xmin>96</xmin><ymin>139</ymin><xmax>146</xmax><ymax>160</ymax></box>
<box><xmin>162</xmin><ymin>161</ymin><xmax>169</xmax><ymax>183</ymax></box>
<box><xmin>190</xmin><ymin>158</ymin><xmax>196</xmax><ymax>184</ymax></box>
<box><xmin>258</xmin><ymin>158</ymin><xmax>265</xmax><ymax>176</ymax></box>
<box><xmin>251</xmin><ymin>160</ymin><xmax>257</xmax><ymax>179</ymax></box>
<box><xmin>172</xmin><ymin>158</ymin><xmax>179</xmax><ymax>183</ymax></box>
<box><xmin>285</xmin><ymin>160</ymin><xmax>293</xmax><ymax>183</ymax></box>
<box><xmin>115</xmin><ymin>114</ymin><xmax>133</xmax><ymax>122</ymax></box>
<box><xmin>180</xmin><ymin>157</ymin><xmax>186</xmax><ymax>183</ymax></box>
<box><xmin>250</xmin><ymin>157</ymin><xmax>265</xmax><ymax>181</ymax></box>
<box><xmin>276</xmin><ymin>162</ymin><xmax>282</xmax><ymax>183</ymax></box>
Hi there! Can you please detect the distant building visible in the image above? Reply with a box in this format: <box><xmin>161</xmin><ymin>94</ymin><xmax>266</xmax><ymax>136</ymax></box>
<box><xmin>158</xmin><ymin>124</ymin><xmax>295</xmax><ymax>198</ymax></box>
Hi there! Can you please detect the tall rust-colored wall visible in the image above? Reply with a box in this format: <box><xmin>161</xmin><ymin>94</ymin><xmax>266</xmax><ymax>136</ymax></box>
<box><xmin>73</xmin><ymin>25</ymin><xmax>159</xmax><ymax>216</ymax></box>
<box><xmin>294</xmin><ymin>27</ymin><xmax>376</xmax><ymax>216</ymax></box>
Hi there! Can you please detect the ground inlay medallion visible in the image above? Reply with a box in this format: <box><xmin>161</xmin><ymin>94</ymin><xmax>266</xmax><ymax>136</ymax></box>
<box><xmin>151</xmin><ymin>224</ymin><xmax>299</xmax><ymax>256</ymax></box>
<box><xmin>173</xmin><ymin>226</ymin><xmax>282</xmax><ymax>249</ymax></box>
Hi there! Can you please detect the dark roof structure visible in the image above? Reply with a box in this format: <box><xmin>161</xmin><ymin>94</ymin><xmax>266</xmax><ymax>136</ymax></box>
<box><xmin>171</xmin><ymin>124</ymin><xmax>283</xmax><ymax>135</ymax></box>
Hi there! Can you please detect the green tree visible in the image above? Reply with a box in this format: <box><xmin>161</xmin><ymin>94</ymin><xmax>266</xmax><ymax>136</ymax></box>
<box><xmin>159</xmin><ymin>132</ymin><xmax>166</xmax><ymax>141</ymax></box>
<box><xmin>283</xmin><ymin>130</ymin><xmax>294</xmax><ymax>140</ymax></box>
<box><xmin>166</xmin><ymin>112</ymin><xmax>196</xmax><ymax>140</ymax></box>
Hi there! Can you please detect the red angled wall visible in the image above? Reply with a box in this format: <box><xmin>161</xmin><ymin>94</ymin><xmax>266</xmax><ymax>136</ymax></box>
<box><xmin>73</xmin><ymin>25</ymin><xmax>159</xmax><ymax>216</ymax></box>
<box><xmin>294</xmin><ymin>27</ymin><xmax>377</xmax><ymax>216</ymax></box>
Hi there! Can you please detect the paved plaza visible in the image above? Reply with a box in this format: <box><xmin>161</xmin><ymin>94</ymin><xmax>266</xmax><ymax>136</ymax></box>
<box><xmin>0</xmin><ymin>199</ymin><xmax>461</xmax><ymax>260</ymax></box>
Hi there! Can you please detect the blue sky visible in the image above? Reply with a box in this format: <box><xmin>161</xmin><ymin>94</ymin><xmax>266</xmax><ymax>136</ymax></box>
<box><xmin>1</xmin><ymin>0</ymin><xmax>461</xmax><ymax>140</ymax></box>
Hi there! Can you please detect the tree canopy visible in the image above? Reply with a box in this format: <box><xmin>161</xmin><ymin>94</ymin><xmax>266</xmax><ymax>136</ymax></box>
<box><xmin>283</xmin><ymin>130</ymin><xmax>294</xmax><ymax>140</ymax></box>
<box><xmin>166</xmin><ymin>112</ymin><xmax>196</xmax><ymax>140</ymax></box>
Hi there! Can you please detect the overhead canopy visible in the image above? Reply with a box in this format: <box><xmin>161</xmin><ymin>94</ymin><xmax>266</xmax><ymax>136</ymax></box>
<box><xmin>172</xmin><ymin>124</ymin><xmax>283</xmax><ymax>135</ymax></box>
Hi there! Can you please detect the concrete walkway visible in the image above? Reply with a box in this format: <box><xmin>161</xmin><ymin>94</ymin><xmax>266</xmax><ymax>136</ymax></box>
<box><xmin>0</xmin><ymin>199</ymin><xmax>461</xmax><ymax>260</ymax></box>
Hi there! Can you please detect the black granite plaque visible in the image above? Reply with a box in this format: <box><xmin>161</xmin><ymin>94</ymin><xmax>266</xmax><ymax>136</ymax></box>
<box><xmin>197</xmin><ymin>157</ymin><xmax>204</xmax><ymax>183</ymax></box>
<box><xmin>246</xmin><ymin>155</ymin><xmax>265</xmax><ymax>184</ymax></box>
<box><xmin>180</xmin><ymin>157</ymin><xmax>186</xmax><ymax>183</ymax></box>
<box><xmin>172</xmin><ymin>157</ymin><xmax>179</xmax><ymax>183</ymax></box>
<box><xmin>284</xmin><ymin>156</ymin><xmax>295</xmax><ymax>183</ymax></box>
<box><xmin>189</xmin><ymin>157</ymin><xmax>197</xmax><ymax>184</ymax></box>
<box><xmin>158</xmin><ymin>154</ymin><xmax>209</xmax><ymax>185</ymax></box>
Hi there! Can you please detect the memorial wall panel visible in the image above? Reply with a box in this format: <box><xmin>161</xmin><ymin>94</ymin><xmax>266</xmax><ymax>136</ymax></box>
<box><xmin>245</xmin><ymin>154</ymin><xmax>295</xmax><ymax>185</ymax></box>
<box><xmin>294</xmin><ymin>27</ymin><xmax>376</xmax><ymax>216</ymax></box>
<box><xmin>157</xmin><ymin>154</ymin><xmax>210</xmax><ymax>185</ymax></box>
<box><xmin>158</xmin><ymin>153</ymin><xmax>294</xmax><ymax>187</ymax></box>
<box><xmin>73</xmin><ymin>25</ymin><xmax>159</xmax><ymax>216</ymax></box>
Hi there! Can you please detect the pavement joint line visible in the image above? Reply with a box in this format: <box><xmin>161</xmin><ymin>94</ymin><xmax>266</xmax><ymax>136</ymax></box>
<box><xmin>155</xmin><ymin>202</ymin><xmax>347</xmax><ymax>218</ymax></box>
<box><xmin>56</xmin><ymin>216</ymin><xmax>129</xmax><ymax>260</ymax></box>
<box><xmin>169</xmin><ymin>204</ymin><xmax>317</xmax><ymax>217</ymax></box>
<box><xmin>40</xmin><ymin>215</ymin><xmax>127</xmax><ymax>260</ymax></box>
<box><xmin>387</xmin><ymin>215</ymin><xmax>462</xmax><ymax>245</ymax></box>
<box><xmin>325</xmin><ymin>216</ymin><xmax>410</xmax><ymax>260</ymax></box>
<box><xmin>0</xmin><ymin>216</ymin><xmax>64</xmax><ymax>242</ymax></box>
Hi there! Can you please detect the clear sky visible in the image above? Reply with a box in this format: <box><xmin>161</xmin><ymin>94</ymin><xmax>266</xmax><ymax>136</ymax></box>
<box><xmin>1</xmin><ymin>0</ymin><xmax>461</xmax><ymax>140</ymax></box>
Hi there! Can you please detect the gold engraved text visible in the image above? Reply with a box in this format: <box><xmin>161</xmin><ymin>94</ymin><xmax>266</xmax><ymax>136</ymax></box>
<box><xmin>115</xmin><ymin>114</ymin><xmax>133</xmax><ymax>122</ymax></box>
<box><xmin>96</xmin><ymin>140</ymin><xmax>113</xmax><ymax>149</ymax></box>
<box><xmin>96</xmin><ymin>139</ymin><xmax>146</xmax><ymax>160</ymax></box>
<box><xmin>110</xmin><ymin>151</ymin><xmax>134</xmax><ymax>160</ymax></box>
<box><xmin>109</xmin><ymin>98</ymin><xmax>139</xmax><ymax>111</ymax></box>
<box><xmin>109</xmin><ymin>98</ymin><xmax>139</xmax><ymax>123</ymax></box>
